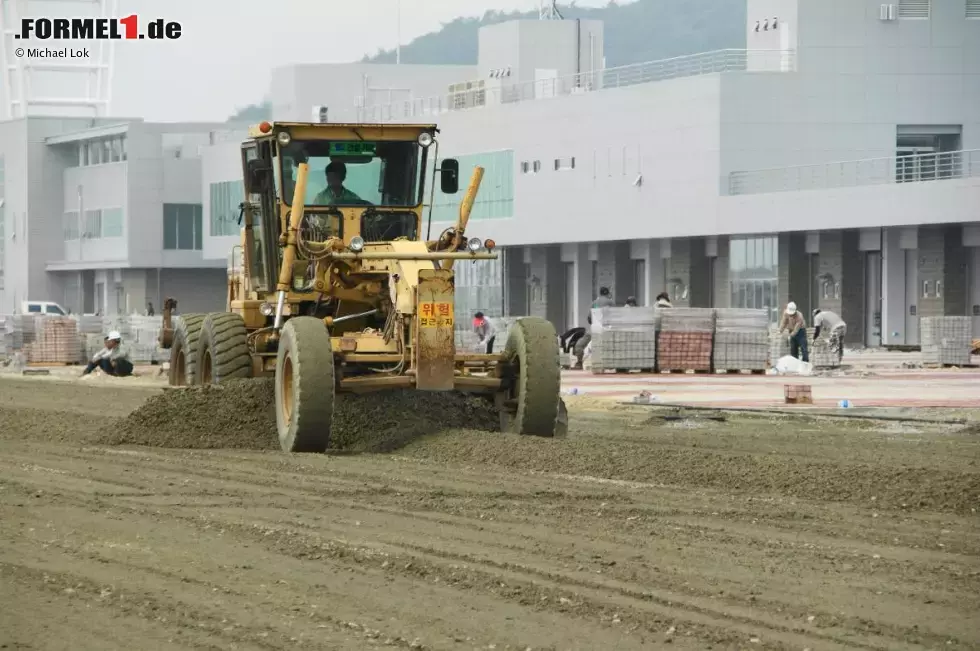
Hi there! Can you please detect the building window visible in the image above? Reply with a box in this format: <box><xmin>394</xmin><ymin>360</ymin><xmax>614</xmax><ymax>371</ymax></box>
<box><xmin>729</xmin><ymin>236</ymin><xmax>779</xmax><ymax>323</ymax></box>
<box><xmin>521</xmin><ymin>161</ymin><xmax>530</xmax><ymax>174</ymax></box>
<box><xmin>63</xmin><ymin>211</ymin><xmax>79</xmax><ymax>240</ymax></box>
<box><xmin>968</xmin><ymin>0</ymin><xmax>980</xmax><ymax>18</ymax></box>
<box><xmin>898</xmin><ymin>0</ymin><xmax>929</xmax><ymax>18</ymax></box>
<box><xmin>101</xmin><ymin>208</ymin><xmax>124</xmax><ymax>237</ymax></box>
<box><xmin>163</xmin><ymin>203</ymin><xmax>203</xmax><ymax>250</ymax></box>
<box><xmin>532</xmin><ymin>160</ymin><xmax>541</xmax><ymax>173</ymax></box>
<box><xmin>83</xmin><ymin>209</ymin><xmax>102</xmax><ymax>239</ymax></box>
<box><xmin>74</xmin><ymin>135</ymin><xmax>128</xmax><ymax>167</ymax></box>
<box><xmin>555</xmin><ymin>156</ymin><xmax>576</xmax><ymax>171</ymax></box>
<box><xmin>209</xmin><ymin>180</ymin><xmax>245</xmax><ymax>237</ymax></box>
<box><xmin>427</xmin><ymin>150</ymin><xmax>514</xmax><ymax>221</ymax></box>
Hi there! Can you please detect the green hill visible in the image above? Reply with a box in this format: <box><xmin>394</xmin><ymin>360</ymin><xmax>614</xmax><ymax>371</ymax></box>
<box><xmin>363</xmin><ymin>0</ymin><xmax>746</xmax><ymax>67</ymax></box>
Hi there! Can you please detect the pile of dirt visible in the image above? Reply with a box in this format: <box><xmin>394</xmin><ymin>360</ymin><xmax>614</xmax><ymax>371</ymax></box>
<box><xmin>103</xmin><ymin>378</ymin><xmax>498</xmax><ymax>452</ymax></box>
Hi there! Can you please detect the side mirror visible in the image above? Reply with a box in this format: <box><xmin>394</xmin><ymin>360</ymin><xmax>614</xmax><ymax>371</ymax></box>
<box><xmin>440</xmin><ymin>158</ymin><xmax>459</xmax><ymax>194</ymax></box>
<box><xmin>246</xmin><ymin>159</ymin><xmax>273</xmax><ymax>191</ymax></box>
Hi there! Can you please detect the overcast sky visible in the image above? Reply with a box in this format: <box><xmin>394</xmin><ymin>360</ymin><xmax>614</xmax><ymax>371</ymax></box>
<box><xmin>113</xmin><ymin>0</ymin><xmax>612</xmax><ymax>121</ymax></box>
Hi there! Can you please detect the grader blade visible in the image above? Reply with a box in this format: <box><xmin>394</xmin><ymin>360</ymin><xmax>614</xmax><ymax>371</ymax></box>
<box><xmin>415</xmin><ymin>268</ymin><xmax>456</xmax><ymax>391</ymax></box>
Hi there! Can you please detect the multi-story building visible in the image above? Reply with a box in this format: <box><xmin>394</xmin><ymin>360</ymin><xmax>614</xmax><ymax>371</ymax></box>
<box><xmin>199</xmin><ymin>0</ymin><xmax>980</xmax><ymax>345</ymax></box>
<box><xmin>0</xmin><ymin>117</ymin><xmax>231</xmax><ymax>315</ymax></box>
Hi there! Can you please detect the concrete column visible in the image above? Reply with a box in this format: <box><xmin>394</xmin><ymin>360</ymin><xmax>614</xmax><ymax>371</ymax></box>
<box><xmin>502</xmin><ymin>246</ymin><xmax>527</xmax><ymax>316</ymax></box>
<box><xmin>881</xmin><ymin>228</ymin><xmax>906</xmax><ymax>345</ymax></box>
<box><xmin>917</xmin><ymin>226</ymin><xmax>945</xmax><ymax>320</ymax></box>
<box><xmin>777</xmin><ymin>233</ymin><xmax>810</xmax><ymax>315</ymax></box>
<box><xmin>688</xmin><ymin>237</ymin><xmax>711</xmax><ymax>307</ymax></box>
<box><xmin>527</xmin><ymin>244</ymin><xmax>565</xmax><ymax>328</ymax></box>
<box><xmin>666</xmin><ymin>238</ymin><xmax>691</xmax><ymax>307</ymax></box>
<box><xmin>594</xmin><ymin>241</ymin><xmax>633</xmax><ymax>304</ymax></box>
<box><xmin>649</xmin><ymin>239</ymin><xmax>667</xmax><ymax>305</ymax></box>
<box><xmin>573</xmin><ymin>244</ymin><xmax>592</xmax><ymax>326</ymax></box>
<box><xmin>943</xmin><ymin>226</ymin><xmax>968</xmax><ymax>317</ymax></box>
<box><xmin>841</xmin><ymin>229</ymin><xmax>866</xmax><ymax>345</ymax></box>
<box><xmin>713</xmin><ymin>236</ymin><xmax>730</xmax><ymax>308</ymax></box>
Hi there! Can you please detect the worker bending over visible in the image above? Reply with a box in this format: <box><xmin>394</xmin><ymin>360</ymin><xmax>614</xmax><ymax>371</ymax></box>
<box><xmin>82</xmin><ymin>331</ymin><xmax>134</xmax><ymax>377</ymax></box>
<box><xmin>655</xmin><ymin>292</ymin><xmax>672</xmax><ymax>308</ymax></box>
<box><xmin>472</xmin><ymin>312</ymin><xmax>496</xmax><ymax>354</ymax></box>
<box><xmin>779</xmin><ymin>302</ymin><xmax>809</xmax><ymax>362</ymax></box>
<box><xmin>813</xmin><ymin>309</ymin><xmax>847</xmax><ymax>363</ymax></box>
<box><xmin>572</xmin><ymin>287</ymin><xmax>615</xmax><ymax>369</ymax></box>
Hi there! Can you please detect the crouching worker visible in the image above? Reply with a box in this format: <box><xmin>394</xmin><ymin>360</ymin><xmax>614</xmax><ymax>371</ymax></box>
<box><xmin>813</xmin><ymin>308</ymin><xmax>847</xmax><ymax>363</ymax></box>
<box><xmin>472</xmin><ymin>312</ymin><xmax>496</xmax><ymax>354</ymax></box>
<box><xmin>82</xmin><ymin>331</ymin><xmax>134</xmax><ymax>377</ymax></box>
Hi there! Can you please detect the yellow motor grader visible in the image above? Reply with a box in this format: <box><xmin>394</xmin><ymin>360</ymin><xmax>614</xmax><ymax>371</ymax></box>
<box><xmin>159</xmin><ymin>121</ymin><xmax>566</xmax><ymax>452</ymax></box>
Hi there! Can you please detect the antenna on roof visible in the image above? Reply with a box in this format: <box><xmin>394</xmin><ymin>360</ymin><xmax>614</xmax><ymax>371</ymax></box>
<box><xmin>539</xmin><ymin>0</ymin><xmax>563</xmax><ymax>20</ymax></box>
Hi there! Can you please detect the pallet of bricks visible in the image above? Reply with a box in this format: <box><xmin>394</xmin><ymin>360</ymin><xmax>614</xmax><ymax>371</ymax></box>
<box><xmin>921</xmin><ymin>316</ymin><xmax>974</xmax><ymax>368</ymax></box>
<box><xmin>769</xmin><ymin>325</ymin><xmax>838</xmax><ymax>369</ymax></box>
<box><xmin>588</xmin><ymin>306</ymin><xmax>658</xmax><ymax>374</ymax></box>
<box><xmin>657</xmin><ymin>307</ymin><xmax>714</xmax><ymax>373</ymax></box>
<box><xmin>712</xmin><ymin>308</ymin><xmax>769</xmax><ymax>374</ymax></box>
<box><xmin>24</xmin><ymin>316</ymin><xmax>84</xmax><ymax>365</ymax></box>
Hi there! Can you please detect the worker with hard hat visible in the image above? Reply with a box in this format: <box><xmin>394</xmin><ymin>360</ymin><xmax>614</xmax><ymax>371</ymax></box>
<box><xmin>778</xmin><ymin>301</ymin><xmax>809</xmax><ymax>362</ymax></box>
<box><xmin>813</xmin><ymin>308</ymin><xmax>847</xmax><ymax>363</ymax></box>
<box><xmin>81</xmin><ymin>330</ymin><xmax>134</xmax><ymax>377</ymax></box>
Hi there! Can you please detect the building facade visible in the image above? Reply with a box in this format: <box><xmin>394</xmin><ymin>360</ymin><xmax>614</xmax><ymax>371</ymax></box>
<box><xmin>198</xmin><ymin>0</ymin><xmax>980</xmax><ymax>345</ymax></box>
<box><xmin>0</xmin><ymin>117</ymin><xmax>230</xmax><ymax>315</ymax></box>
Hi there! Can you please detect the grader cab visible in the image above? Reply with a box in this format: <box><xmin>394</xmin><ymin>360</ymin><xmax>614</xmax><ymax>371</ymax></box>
<box><xmin>160</xmin><ymin>121</ymin><xmax>566</xmax><ymax>451</ymax></box>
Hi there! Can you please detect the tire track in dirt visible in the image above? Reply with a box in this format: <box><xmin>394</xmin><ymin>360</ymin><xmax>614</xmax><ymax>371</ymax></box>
<box><xmin>3</xmin><ymin>440</ymin><xmax>977</xmax><ymax>649</ymax></box>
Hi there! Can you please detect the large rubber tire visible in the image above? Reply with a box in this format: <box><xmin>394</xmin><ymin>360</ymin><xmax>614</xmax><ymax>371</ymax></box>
<box><xmin>501</xmin><ymin>317</ymin><xmax>562</xmax><ymax>437</ymax></box>
<box><xmin>195</xmin><ymin>313</ymin><xmax>251</xmax><ymax>385</ymax></box>
<box><xmin>168</xmin><ymin>313</ymin><xmax>205</xmax><ymax>386</ymax></box>
<box><xmin>275</xmin><ymin>317</ymin><xmax>335</xmax><ymax>453</ymax></box>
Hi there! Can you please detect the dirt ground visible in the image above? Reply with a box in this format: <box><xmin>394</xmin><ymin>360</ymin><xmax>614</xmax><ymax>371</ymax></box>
<box><xmin>1</xmin><ymin>377</ymin><xmax>979</xmax><ymax>650</ymax></box>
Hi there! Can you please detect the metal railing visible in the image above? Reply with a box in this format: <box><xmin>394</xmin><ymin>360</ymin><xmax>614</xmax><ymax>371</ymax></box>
<box><xmin>358</xmin><ymin>48</ymin><xmax>797</xmax><ymax>122</ymax></box>
<box><xmin>728</xmin><ymin>149</ymin><xmax>980</xmax><ymax>195</ymax></box>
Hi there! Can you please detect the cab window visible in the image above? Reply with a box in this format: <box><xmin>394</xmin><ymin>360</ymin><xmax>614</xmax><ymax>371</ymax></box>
<box><xmin>27</xmin><ymin>304</ymin><xmax>41</xmax><ymax>313</ymax></box>
<box><xmin>45</xmin><ymin>305</ymin><xmax>65</xmax><ymax>315</ymax></box>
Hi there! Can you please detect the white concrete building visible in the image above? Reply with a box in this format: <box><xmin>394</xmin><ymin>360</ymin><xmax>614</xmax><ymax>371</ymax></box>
<box><xmin>0</xmin><ymin>117</ymin><xmax>231</xmax><ymax>315</ymax></box>
<box><xmin>197</xmin><ymin>0</ymin><xmax>980</xmax><ymax>346</ymax></box>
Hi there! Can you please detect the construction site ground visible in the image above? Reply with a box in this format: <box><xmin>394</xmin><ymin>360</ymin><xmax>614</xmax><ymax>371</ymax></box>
<box><xmin>1</xmin><ymin>357</ymin><xmax>979</xmax><ymax>650</ymax></box>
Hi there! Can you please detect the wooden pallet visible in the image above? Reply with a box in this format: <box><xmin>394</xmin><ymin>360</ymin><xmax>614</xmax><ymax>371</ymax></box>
<box><xmin>661</xmin><ymin>368</ymin><xmax>712</xmax><ymax>375</ymax></box>
<box><xmin>715</xmin><ymin>369</ymin><xmax>767</xmax><ymax>375</ymax></box>
<box><xmin>922</xmin><ymin>363</ymin><xmax>978</xmax><ymax>369</ymax></box>
<box><xmin>591</xmin><ymin>367</ymin><xmax>657</xmax><ymax>374</ymax></box>
<box><xmin>26</xmin><ymin>361</ymin><xmax>77</xmax><ymax>367</ymax></box>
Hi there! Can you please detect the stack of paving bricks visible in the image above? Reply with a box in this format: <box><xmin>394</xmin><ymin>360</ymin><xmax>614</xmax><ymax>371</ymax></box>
<box><xmin>712</xmin><ymin>308</ymin><xmax>769</xmax><ymax>372</ymax></box>
<box><xmin>768</xmin><ymin>326</ymin><xmax>830</xmax><ymax>367</ymax></box>
<box><xmin>657</xmin><ymin>307</ymin><xmax>714</xmax><ymax>372</ymax></box>
<box><xmin>453</xmin><ymin>315</ymin><xmax>515</xmax><ymax>354</ymax></box>
<box><xmin>25</xmin><ymin>317</ymin><xmax>84</xmax><ymax>364</ymax></box>
<box><xmin>589</xmin><ymin>306</ymin><xmax>658</xmax><ymax>374</ymax></box>
<box><xmin>921</xmin><ymin>316</ymin><xmax>973</xmax><ymax>367</ymax></box>
<box><xmin>0</xmin><ymin>314</ymin><xmax>36</xmax><ymax>358</ymax></box>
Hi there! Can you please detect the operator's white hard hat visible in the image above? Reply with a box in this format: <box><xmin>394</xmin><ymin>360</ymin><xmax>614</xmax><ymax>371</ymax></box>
<box><xmin>784</xmin><ymin>302</ymin><xmax>797</xmax><ymax>315</ymax></box>
<box><xmin>107</xmin><ymin>330</ymin><xmax>122</xmax><ymax>341</ymax></box>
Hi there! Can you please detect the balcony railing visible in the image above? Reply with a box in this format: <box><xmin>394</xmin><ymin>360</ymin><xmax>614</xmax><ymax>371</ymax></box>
<box><xmin>728</xmin><ymin>149</ymin><xmax>980</xmax><ymax>195</ymax></box>
<box><xmin>358</xmin><ymin>48</ymin><xmax>797</xmax><ymax>122</ymax></box>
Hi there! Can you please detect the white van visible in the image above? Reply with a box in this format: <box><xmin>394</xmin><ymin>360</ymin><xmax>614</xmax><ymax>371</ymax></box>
<box><xmin>20</xmin><ymin>301</ymin><xmax>69</xmax><ymax>316</ymax></box>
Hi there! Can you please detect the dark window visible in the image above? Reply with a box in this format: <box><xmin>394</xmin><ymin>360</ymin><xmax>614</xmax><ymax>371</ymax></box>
<box><xmin>163</xmin><ymin>203</ymin><xmax>203</xmax><ymax>250</ymax></box>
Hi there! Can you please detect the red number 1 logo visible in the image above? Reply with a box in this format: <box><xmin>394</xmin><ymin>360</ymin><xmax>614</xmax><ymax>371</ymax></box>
<box><xmin>120</xmin><ymin>14</ymin><xmax>138</xmax><ymax>39</ymax></box>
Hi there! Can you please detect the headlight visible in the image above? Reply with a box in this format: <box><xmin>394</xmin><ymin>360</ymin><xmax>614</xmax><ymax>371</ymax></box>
<box><xmin>259</xmin><ymin>302</ymin><xmax>274</xmax><ymax>316</ymax></box>
<box><xmin>417</xmin><ymin>132</ymin><xmax>434</xmax><ymax>147</ymax></box>
<box><xmin>349</xmin><ymin>235</ymin><xmax>365</xmax><ymax>252</ymax></box>
<box><xmin>466</xmin><ymin>237</ymin><xmax>482</xmax><ymax>252</ymax></box>
<box><xmin>277</xmin><ymin>131</ymin><xmax>291</xmax><ymax>146</ymax></box>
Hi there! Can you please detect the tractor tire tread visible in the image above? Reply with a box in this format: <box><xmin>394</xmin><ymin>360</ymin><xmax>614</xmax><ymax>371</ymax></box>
<box><xmin>196</xmin><ymin>313</ymin><xmax>252</xmax><ymax>384</ymax></box>
<box><xmin>168</xmin><ymin>313</ymin><xmax>206</xmax><ymax>386</ymax></box>
<box><xmin>503</xmin><ymin>317</ymin><xmax>561</xmax><ymax>437</ymax></box>
<box><xmin>276</xmin><ymin>316</ymin><xmax>335</xmax><ymax>453</ymax></box>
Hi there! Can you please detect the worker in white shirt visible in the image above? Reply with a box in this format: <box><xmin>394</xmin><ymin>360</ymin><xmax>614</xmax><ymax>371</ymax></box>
<box><xmin>812</xmin><ymin>309</ymin><xmax>847</xmax><ymax>363</ymax></box>
<box><xmin>81</xmin><ymin>330</ymin><xmax>134</xmax><ymax>377</ymax></box>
